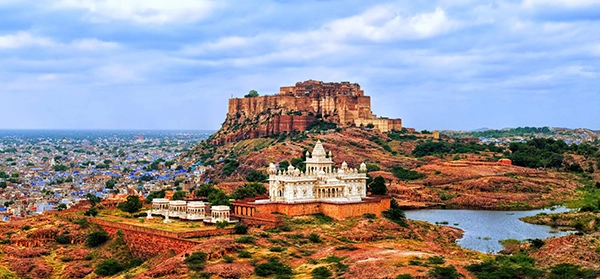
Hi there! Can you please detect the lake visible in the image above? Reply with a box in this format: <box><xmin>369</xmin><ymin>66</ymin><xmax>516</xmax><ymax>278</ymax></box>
<box><xmin>405</xmin><ymin>207</ymin><xmax>574</xmax><ymax>254</ymax></box>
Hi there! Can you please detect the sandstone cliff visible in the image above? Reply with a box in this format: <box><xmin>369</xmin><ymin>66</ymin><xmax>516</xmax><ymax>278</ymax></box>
<box><xmin>210</xmin><ymin>80</ymin><xmax>401</xmax><ymax>144</ymax></box>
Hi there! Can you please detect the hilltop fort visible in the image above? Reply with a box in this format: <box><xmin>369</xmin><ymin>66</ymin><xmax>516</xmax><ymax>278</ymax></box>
<box><xmin>213</xmin><ymin>80</ymin><xmax>403</xmax><ymax>144</ymax></box>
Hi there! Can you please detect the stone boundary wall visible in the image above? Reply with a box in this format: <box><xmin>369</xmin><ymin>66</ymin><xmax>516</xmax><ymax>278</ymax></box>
<box><xmin>236</xmin><ymin>196</ymin><xmax>391</xmax><ymax>220</ymax></box>
<box><xmin>87</xmin><ymin>218</ymin><xmax>235</xmax><ymax>259</ymax></box>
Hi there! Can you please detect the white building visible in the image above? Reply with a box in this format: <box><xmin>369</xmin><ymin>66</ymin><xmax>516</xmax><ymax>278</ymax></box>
<box><xmin>151</xmin><ymin>198</ymin><xmax>235</xmax><ymax>223</ymax></box>
<box><xmin>267</xmin><ymin>140</ymin><xmax>368</xmax><ymax>203</ymax></box>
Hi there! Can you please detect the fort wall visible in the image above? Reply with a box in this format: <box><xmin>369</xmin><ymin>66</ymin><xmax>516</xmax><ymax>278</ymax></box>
<box><xmin>233</xmin><ymin>196</ymin><xmax>390</xmax><ymax>220</ymax></box>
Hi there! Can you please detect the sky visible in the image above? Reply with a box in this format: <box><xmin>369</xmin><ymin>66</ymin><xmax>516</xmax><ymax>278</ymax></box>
<box><xmin>1</xmin><ymin>0</ymin><xmax>599</xmax><ymax>131</ymax></box>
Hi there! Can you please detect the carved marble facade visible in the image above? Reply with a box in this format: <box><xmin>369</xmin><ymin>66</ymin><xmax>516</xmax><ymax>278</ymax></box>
<box><xmin>268</xmin><ymin>140</ymin><xmax>368</xmax><ymax>203</ymax></box>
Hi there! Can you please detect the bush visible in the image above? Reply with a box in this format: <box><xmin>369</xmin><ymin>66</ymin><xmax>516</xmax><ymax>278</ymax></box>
<box><xmin>312</xmin><ymin>266</ymin><xmax>332</xmax><ymax>279</ymax></box>
<box><xmin>428</xmin><ymin>256</ymin><xmax>445</xmax><ymax>265</ymax></box>
<box><xmin>428</xmin><ymin>265</ymin><xmax>461</xmax><ymax>279</ymax></box>
<box><xmin>117</xmin><ymin>195</ymin><xmax>143</xmax><ymax>215</ymax></box>
<box><xmin>254</xmin><ymin>258</ymin><xmax>293</xmax><ymax>277</ymax></box>
<box><xmin>308</xmin><ymin>233</ymin><xmax>322</xmax><ymax>243</ymax></box>
<box><xmin>84</xmin><ymin>207</ymin><xmax>98</xmax><ymax>217</ymax></box>
<box><xmin>390</xmin><ymin>166</ymin><xmax>426</xmax><ymax>181</ymax></box>
<box><xmin>223</xmin><ymin>255</ymin><xmax>235</xmax><ymax>263</ymax></box>
<box><xmin>269</xmin><ymin>246</ymin><xmax>286</xmax><ymax>252</ymax></box>
<box><xmin>396</xmin><ymin>275</ymin><xmax>414</xmax><ymax>279</ymax></box>
<box><xmin>222</xmin><ymin>159</ymin><xmax>240</xmax><ymax>176</ymax></box>
<box><xmin>383</xmin><ymin>200</ymin><xmax>408</xmax><ymax>228</ymax></box>
<box><xmin>234</xmin><ymin>223</ymin><xmax>248</xmax><ymax>234</ymax></box>
<box><xmin>548</xmin><ymin>263</ymin><xmax>596</xmax><ymax>279</ymax></box>
<box><xmin>55</xmin><ymin>235</ymin><xmax>71</xmax><ymax>244</ymax></box>
<box><xmin>86</xmin><ymin>231</ymin><xmax>110</xmax><ymax>247</ymax></box>
<box><xmin>235</xmin><ymin>236</ymin><xmax>256</xmax><ymax>244</ymax></box>
<box><xmin>369</xmin><ymin>176</ymin><xmax>387</xmax><ymax>195</ymax></box>
<box><xmin>362</xmin><ymin>213</ymin><xmax>377</xmax><ymax>219</ymax></box>
<box><xmin>246</xmin><ymin>170</ymin><xmax>269</xmax><ymax>183</ymax></box>
<box><xmin>231</xmin><ymin>182</ymin><xmax>268</xmax><ymax>200</ymax></box>
<box><xmin>184</xmin><ymin>252</ymin><xmax>207</xmax><ymax>271</ymax></box>
<box><xmin>95</xmin><ymin>258</ymin><xmax>124</xmax><ymax>276</ymax></box>
<box><xmin>216</xmin><ymin>220</ymin><xmax>228</xmax><ymax>229</ymax></box>
<box><xmin>238</xmin><ymin>249</ymin><xmax>252</xmax><ymax>258</ymax></box>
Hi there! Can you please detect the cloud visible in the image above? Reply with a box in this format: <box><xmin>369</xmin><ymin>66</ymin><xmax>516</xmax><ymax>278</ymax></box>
<box><xmin>523</xmin><ymin>0</ymin><xmax>600</xmax><ymax>8</ymax></box>
<box><xmin>53</xmin><ymin>0</ymin><xmax>220</xmax><ymax>24</ymax></box>
<box><xmin>0</xmin><ymin>32</ymin><xmax>56</xmax><ymax>49</ymax></box>
<box><xmin>289</xmin><ymin>6</ymin><xmax>459</xmax><ymax>43</ymax></box>
<box><xmin>71</xmin><ymin>38</ymin><xmax>119</xmax><ymax>50</ymax></box>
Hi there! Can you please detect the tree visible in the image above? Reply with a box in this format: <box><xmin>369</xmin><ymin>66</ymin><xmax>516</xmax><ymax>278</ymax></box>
<box><xmin>117</xmin><ymin>195</ymin><xmax>143</xmax><ymax>215</ymax></box>
<box><xmin>86</xmin><ymin>193</ymin><xmax>101</xmax><ymax>207</ymax></box>
<box><xmin>370</xmin><ymin>176</ymin><xmax>387</xmax><ymax>195</ymax></box>
<box><xmin>0</xmin><ymin>181</ymin><xmax>6</xmax><ymax>189</ymax></box>
<box><xmin>208</xmin><ymin>188</ymin><xmax>230</xmax><ymax>206</ymax></box>
<box><xmin>231</xmin><ymin>182</ymin><xmax>267</xmax><ymax>200</ymax></box>
<box><xmin>105</xmin><ymin>179</ymin><xmax>116</xmax><ymax>189</ymax></box>
<box><xmin>278</xmin><ymin>161</ymin><xmax>290</xmax><ymax>170</ymax></box>
<box><xmin>172</xmin><ymin>190</ymin><xmax>188</xmax><ymax>201</ymax></box>
<box><xmin>246</xmin><ymin>170</ymin><xmax>268</xmax><ymax>183</ymax></box>
<box><xmin>95</xmin><ymin>258</ymin><xmax>124</xmax><ymax>276</ymax></box>
<box><xmin>184</xmin><ymin>252</ymin><xmax>207</xmax><ymax>271</ymax></box>
<box><xmin>57</xmin><ymin>204</ymin><xmax>67</xmax><ymax>211</ymax></box>
<box><xmin>86</xmin><ymin>231</ymin><xmax>110</xmax><ymax>247</ymax></box>
<box><xmin>244</xmin><ymin>90</ymin><xmax>259</xmax><ymax>98</ymax></box>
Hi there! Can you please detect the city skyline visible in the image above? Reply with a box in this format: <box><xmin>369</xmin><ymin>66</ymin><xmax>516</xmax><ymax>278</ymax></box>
<box><xmin>1</xmin><ymin>0</ymin><xmax>599</xmax><ymax>131</ymax></box>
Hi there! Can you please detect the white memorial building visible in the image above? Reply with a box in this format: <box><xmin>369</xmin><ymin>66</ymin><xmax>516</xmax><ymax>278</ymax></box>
<box><xmin>267</xmin><ymin>140</ymin><xmax>368</xmax><ymax>203</ymax></box>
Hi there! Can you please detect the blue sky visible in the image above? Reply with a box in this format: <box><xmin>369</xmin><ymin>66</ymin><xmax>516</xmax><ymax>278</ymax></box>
<box><xmin>1</xmin><ymin>0</ymin><xmax>599</xmax><ymax>131</ymax></box>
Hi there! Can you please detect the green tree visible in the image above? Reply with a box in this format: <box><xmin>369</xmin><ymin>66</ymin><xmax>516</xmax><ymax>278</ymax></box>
<box><xmin>0</xmin><ymin>181</ymin><xmax>6</xmax><ymax>189</ymax></box>
<box><xmin>95</xmin><ymin>258</ymin><xmax>124</xmax><ymax>276</ymax></box>
<box><xmin>244</xmin><ymin>90</ymin><xmax>259</xmax><ymax>98</ymax></box>
<box><xmin>208</xmin><ymin>189</ymin><xmax>231</xmax><ymax>206</ymax></box>
<box><xmin>117</xmin><ymin>195</ymin><xmax>143</xmax><ymax>215</ymax></box>
<box><xmin>369</xmin><ymin>176</ymin><xmax>387</xmax><ymax>195</ymax></box>
<box><xmin>86</xmin><ymin>231</ymin><xmax>110</xmax><ymax>247</ymax></box>
<box><xmin>231</xmin><ymin>182</ymin><xmax>268</xmax><ymax>200</ymax></box>
<box><xmin>57</xmin><ymin>204</ymin><xmax>67</xmax><ymax>211</ymax></box>
<box><xmin>184</xmin><ymin>252</ymin><xmax>207</xmax><ymax>271</ymax></box>
<box><xmin>278</xmin><ymin>160</ymin><xmax>290</xmax><ymax>170</ymax></box>
<box><xmin>105</xmin><ymin>179</ymin><xmax>116</xmax><ymax>189</ymax></box>
<box><xmin>246</xmin><ymin>170</ymin><xmax>268</xmax><ymax>183</ymax></box>
<box><xmin>86</xmin><ymin>193</ymin><xmax>101</xmax><ymax>207</ymax></box>
<box><xmin>172</xmin><ymin>190</ymin><xmax>188</xmax><ymax>201</ymax></box>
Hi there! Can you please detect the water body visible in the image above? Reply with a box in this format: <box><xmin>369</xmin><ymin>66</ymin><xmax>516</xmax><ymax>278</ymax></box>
<box><xmin>405</xmin><ymin>207</ymin><xmax>574</xmax><ymax>254</ymax></box>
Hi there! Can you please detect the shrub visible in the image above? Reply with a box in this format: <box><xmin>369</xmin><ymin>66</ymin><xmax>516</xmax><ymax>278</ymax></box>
<box><xmin>369</xmin><ymin>176</ymin><xmax>387</xmax><ymax>195</ymax></box>
<box><xmin>234</xmin><ymin>223</ymin><xmax>248</xmax><ymax>234</ymax></box>
<box><xmin>223</xmin><ymin>255</ymin><xmax>235</xmax><ymax>263</ymax></box>
<box><xmin>237</xmin><ymin>250</ymin><xmax>252</xmax><ymax>258</ymax></box>
<box><xmin>117</xmin><ymin>195</ymin><xmax>143</xmax><ymax>215</ymax></box>
<box><xmin>308</xmin><ymin>233</ymin><xmax>322</xmax><ymax>243</ymax></box>
<box><xmin>269</xmin><ymin>246</ymin><xmax>286</xmax><ymax>252</ymax></box>
<box><xmin>246</xmin><ymin>170</ymin><xmax>268</xmax><ymax>183</ymax></box>
<box><xmin>428</xmin><ymin>265</ymin><xmax>461</xmax><ymax>279</ymax></box>
<box><xmin>216</xmin><ymin>220</ymin><xmax>228</xmax><ymax>229</ymax></box>
<box><xmin>254</xmin><ymin>258</ymin><xmax>293</xmax><ymax>277</ymax></box>
<box><xmin>311</xmin><ymin>266</ymin><xmax>332</xmax><ymax>279</ymax></box>
<box><xmin>95</xmin><ymin>258</ymin><xmax>124</xmax><ymax>276</ymax></box>
<box><xmin>312</xmin><ymin>213</ymin><xmax>334</xmax><ymax>224</ymax></box>
<box><xmin>391</xmin><ymin>166</ymin><xmax>426</xmax><ymax>181</ymax></box>
<box><xmin>396</xmin><ymin>275</ymin><xmax>414</xmax><ymax>279</ymax></box>
<box><xmin>86</xmin><ymin>231</ymin><xmax>109</xmax><ymax>247</ymax></box>
<box><xmin>184</xmin><ymin>252</ymin><xmax>207</xmax><ymax>271</ymax></box>
<box><xmin>382</xmin><ymin>198</ymin><xmax>408</xmax><ymax>227</ymax></box>
<box><xmin>548</xmin><ymin>263</ymin><xmax>596</xmax><ymax>279</ymax></box>
<box><xmin>84</xmin><ymin>207</ymin><xmax>98</xmax><ymax>217</ymax></box>
<box><xmin>363</xmin><ymin>213</ymin><xmax>377</xmax><ymax>219</ymax></box>
<box><xmin>235</xmin><ymin>236</ymin><xmax>256</xmax><ymax>244</ymax></box>
<box><xmin>428</xmin><ymin>256</ymin><xmax>445</xmax><ymax>265</ymax></box>
<box><xmin>55</xmin><ymin>234</ymin><xmax>71</xmax><ymax>244</ymax></box>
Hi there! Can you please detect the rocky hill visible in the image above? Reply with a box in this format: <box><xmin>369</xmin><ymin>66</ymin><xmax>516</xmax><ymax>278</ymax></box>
<box><xmin>210</xmin><ymin>80</ymin><xmax>402</xmax><ymax>144</ymax></box>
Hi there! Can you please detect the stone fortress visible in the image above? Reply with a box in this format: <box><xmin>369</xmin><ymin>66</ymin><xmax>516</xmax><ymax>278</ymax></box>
<box><xmin>266</xmin><ymin>140</ymin><xmax>368</xmax><ymax>203</ymax></box>
<box><xmin>214</xmin><ymin>80</ymin><xmax>403</xmax><ymax>144</ymax></box>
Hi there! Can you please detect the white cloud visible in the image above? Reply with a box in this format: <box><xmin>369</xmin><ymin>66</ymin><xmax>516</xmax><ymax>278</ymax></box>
<box><xmin>523</xmin><ymin>0</ymin><xmax>600</xmax><ymax>8</ymax></box>
<box><xmin>0</xmin><ymin>32</ymin><xmax>56</xmax><ymax>49</ymax></box>
<box><xmin>180</xmin><ymin>36</ymin><xmax>251</xmax><ymax>55</ymax></box>
<box><xmin>54</xmin><ymin>0</ymin><xmax>220</xmax><ymax>24</ymax></box>
<box><xmin>313</xmin><ymin>6</ymin><xmax>459</xmax><ymax>42</ymax></box>
<box><xmin>71</xmin><ymin>38</ymin><xmax>119</xmax><ymax>50</ymax></box>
